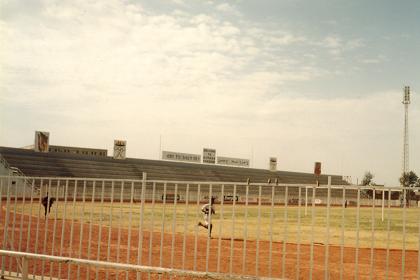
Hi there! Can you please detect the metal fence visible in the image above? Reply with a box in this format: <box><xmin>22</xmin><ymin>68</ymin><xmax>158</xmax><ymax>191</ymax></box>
<box><xmin>0</xmin><ymin>175</ymin><xmax>419</xmax><ymax>280</ymax></box>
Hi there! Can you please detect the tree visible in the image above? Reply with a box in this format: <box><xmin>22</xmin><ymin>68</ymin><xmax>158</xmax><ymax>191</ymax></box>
<box><xmin>399</xmin><ymin>171</ymin><xmax>419</xmax><ymax>207</ymax></box>
<box><xmin>399</xmin><ymin>171</ymin><xmax>418</xmax><ymax>187</ymax></box>
<box><xmin>361</xmin><ymin>171</ymin><xmax>375</xmax><ymax>198</ymax></box>
<box><xmin>361</xmin><ymin>171</ymin><xmax>374</xmax><ymax>186</ymax></box>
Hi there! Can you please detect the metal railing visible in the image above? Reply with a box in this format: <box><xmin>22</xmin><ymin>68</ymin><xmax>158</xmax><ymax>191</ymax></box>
<box><xmin>0</xmin><ymin>153</ymin><xmax>34</xmax><ymax>196</ymax></box>
<box><xmin>0</xmin><ymin>174</ymin><xmax>419</xmax><ymax>280</ymax></box>
<box><xmin>0</xmin><ymin>153</ymin><xmax>27</xmax><ymax>178</ymax></box>
<box><xmin>0</xmin><ymin>250</ymin><xmax>269</xmax><ymax>280</ymax></box>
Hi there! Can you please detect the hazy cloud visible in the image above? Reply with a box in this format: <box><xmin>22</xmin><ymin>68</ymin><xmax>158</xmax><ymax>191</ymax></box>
<box><xmin>171</xmin><ymin>0</ymin><xmax>186</xmax><ymax>6</ymax></box>
<box><xmin>215</xmin><ymin>3</ymin><xmax>241</xmax><ymax>16</ymax></box>
<box><xmin>0</xmin><ymin>0</ymin><xmax>419</xmax><ymax>186</ymax></box>
<box><xmin>319</xmin><ymin>35</ymin><xmax>364</xmax><ymax>57</ymax></box>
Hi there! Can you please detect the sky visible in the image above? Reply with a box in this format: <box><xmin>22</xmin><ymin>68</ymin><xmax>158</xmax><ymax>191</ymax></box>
<box><xmin>0</xmin><ymin>0</ymin><xmax>419</xmax><ymax>186</ymax></box>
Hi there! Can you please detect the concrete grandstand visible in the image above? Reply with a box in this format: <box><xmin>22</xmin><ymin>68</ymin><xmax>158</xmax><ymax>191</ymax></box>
<box><xmin>0</xmin><ymin>146</ymin><xmax>347</xmax><ymax>185</ymax></box>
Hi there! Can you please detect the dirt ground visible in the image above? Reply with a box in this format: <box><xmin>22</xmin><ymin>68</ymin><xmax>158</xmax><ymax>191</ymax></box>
<box><xmin>0</xmin><ymin>209</ymin><xmax>418</xmax><ymax>280</ymax></box>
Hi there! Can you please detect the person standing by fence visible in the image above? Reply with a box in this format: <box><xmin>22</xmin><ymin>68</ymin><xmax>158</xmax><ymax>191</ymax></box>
<box><xmin>41</xmin><ymin>192</ymin><xmax>56</xmax><ymax>218</ymax></box>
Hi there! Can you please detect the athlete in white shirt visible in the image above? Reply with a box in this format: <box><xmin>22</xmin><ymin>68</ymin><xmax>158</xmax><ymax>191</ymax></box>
<box><xmin>198</xmin><ymin>197</ymin><xmax>216</xmax><ymax>237</ymax></box>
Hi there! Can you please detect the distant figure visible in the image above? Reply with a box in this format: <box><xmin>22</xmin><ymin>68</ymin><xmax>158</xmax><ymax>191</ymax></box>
<box><xmin>344</xmin><ymin>200</ymin><xmax>348</xmax><ymax>208</ymax></box>
<box><xmin>198</xmin><ymin>197</ymin><xmax>216</xmax><ymax>237</ymax></box>
<box><xmin>41</xmin><ymin>192</ymin><xmax>56</xmax><ymax>218</ymax></box>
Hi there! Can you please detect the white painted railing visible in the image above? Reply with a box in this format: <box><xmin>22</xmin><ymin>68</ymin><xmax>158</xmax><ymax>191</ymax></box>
<box><xmin>0</xmin><ymin>175</ymin><xmax>419</xmax><ymax>280</ymax></box>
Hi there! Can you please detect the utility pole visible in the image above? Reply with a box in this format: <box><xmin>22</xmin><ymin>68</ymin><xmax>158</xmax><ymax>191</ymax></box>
<box><xmin>402</xmin><ymin>86</ymin><xmax>410</xmax><ymax>178</ymax></box>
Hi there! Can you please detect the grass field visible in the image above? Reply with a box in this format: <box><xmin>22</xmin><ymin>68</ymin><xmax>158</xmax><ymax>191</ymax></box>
<box><xmin>14</xmin><ymin>201</ymin><xmax>420</xmax><ymax>250</ymax></box>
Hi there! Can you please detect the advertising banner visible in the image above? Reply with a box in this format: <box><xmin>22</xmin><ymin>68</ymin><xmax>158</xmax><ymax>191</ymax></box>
<box><xmin>217</xmin><ymin>156</ymin><xmax>249</xmax><ymax>167</ymax></box>
<box><xmin>269</xmin><ymin>157</ymin><xmax>277</xmax><ymax>171</ymax></box>
<box><xmin>314</xmin><ymin>162</ymin><xmax>322</xmax><ymax>176</ymax></box>
<box><xmin>113</xmin><ymin>140</ymin><xmax>127</xmax><ymax>159</ymax></box>
<box><xmin>203</xmin><ymin>148</ymin><xmax>216</xmax><ymax>164</ymax></box>
<box><xmin>34</xmin><ymin>131</ymin><xmax>49</xmax><ymax>152</ymax></box>
<box><xmin>162</xmin><ymin>151</ymin><xmax>201</xmax><ymax>163</ymax></box>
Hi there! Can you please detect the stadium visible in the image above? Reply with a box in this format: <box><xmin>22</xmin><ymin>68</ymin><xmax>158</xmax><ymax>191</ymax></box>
<box><xmin>1</xmin><ymin>1</ymin><xmax>420</xmax><ymax>279</ymax></box>
<box><xmin>0</xmin><ymin>137</ymin><xmax>418</xmax><ymax>280</ymax></box>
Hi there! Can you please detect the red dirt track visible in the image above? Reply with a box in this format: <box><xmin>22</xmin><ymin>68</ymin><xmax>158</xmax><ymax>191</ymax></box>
<box><xmin>0</xmin><ymin>209</ymin><xmax>418</xmax><ymax>279</ymax></box>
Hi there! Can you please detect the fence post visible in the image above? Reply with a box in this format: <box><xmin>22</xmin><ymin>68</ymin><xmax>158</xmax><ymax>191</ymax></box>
<box><xmin>1</xmin><ymin>176</ymin><xmax>11</xmax><ymax>277</ymax></box>
<box><xmin>305</xmin><ymin>186</ymin><xmax>308</xmax><ymax>216</ymax></box>
<box><xmin>324</xmin><ymin>176</ymin><xmax>331</xmax><ymax>279</ymax></box>
<box><xmin>382</xmin><ymin>189</ymin><xmax>385</xmax><ymax>222</ymax></box>
<box><xmin>22</xmin><ymin>257</ymin><xmax>28</xmax><ymax>280</ymax></box>
<box><xmin>136</xmin><ymin>172</ymin><xmax>147</xmax><ymax>280</ymax></box>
